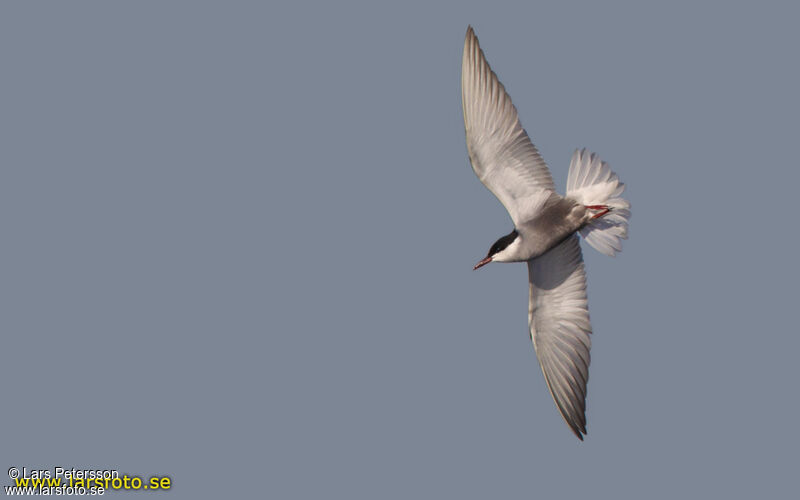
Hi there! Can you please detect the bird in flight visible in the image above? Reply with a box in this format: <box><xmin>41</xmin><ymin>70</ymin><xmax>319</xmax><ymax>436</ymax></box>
<box><xmin>462</xmin><ymin>26</ymin><xmax>630</xmax><ymax>440</ymax></box>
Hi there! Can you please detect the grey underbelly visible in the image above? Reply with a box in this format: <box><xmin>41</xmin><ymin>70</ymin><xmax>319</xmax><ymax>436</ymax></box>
<box><xmin>519</xmin><ymin>199</ymin><xmax>588</xmax><ymax>259</ymax></box>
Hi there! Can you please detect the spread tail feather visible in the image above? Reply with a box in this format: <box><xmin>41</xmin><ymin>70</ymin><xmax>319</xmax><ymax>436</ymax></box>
<box><xmin>566</xmin><ymin>149</ymin><xmax>630</xmax><ymax>257</ymax></box>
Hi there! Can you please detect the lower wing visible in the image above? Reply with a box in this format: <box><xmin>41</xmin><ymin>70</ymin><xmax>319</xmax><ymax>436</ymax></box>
<box><xmin>528</xmin><ymin>235</ymin><xmax>592</xmax><ymax>440</ymax></box>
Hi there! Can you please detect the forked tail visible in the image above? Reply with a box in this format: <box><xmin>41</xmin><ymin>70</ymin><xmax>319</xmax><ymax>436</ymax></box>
<box><xmin>566</xmin><ymin>148</ymin><xmax>631</xmax><ymax>256</ymax></box>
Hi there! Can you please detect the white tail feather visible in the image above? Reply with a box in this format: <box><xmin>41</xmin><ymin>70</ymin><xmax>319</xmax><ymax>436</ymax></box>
<box><xmin>566</xmin><ymin>149</ymin><xmax>630</xmax><ymax>257</ymax></box>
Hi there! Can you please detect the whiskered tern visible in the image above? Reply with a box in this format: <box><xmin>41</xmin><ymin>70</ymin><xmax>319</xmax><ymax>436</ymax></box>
<box><xmin>462</xmin><ymin>26</ymin><xmax>631</xmax><ymax>440</ymax></box>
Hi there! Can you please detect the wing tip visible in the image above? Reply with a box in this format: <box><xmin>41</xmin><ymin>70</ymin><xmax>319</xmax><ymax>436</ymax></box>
<box><xmin>563</xmin><ymin>407</ymin><xmax>588</xmax><ymax>442</ymax></box>
<box><xmin>465</xmin><ymin>25</ymin><xmax>475</xmax><ymax>47</ymax></box>
<box><xmin>570</xmin><ymin>423</ymin><xmax>587</xmax><ymax>441</ymax></box>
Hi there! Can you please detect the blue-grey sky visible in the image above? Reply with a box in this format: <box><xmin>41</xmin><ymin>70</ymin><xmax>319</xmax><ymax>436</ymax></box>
<box><xmin>2</xmin><ymin>1</ymin><xmax>798</xmax><ymax>498</ymax></box>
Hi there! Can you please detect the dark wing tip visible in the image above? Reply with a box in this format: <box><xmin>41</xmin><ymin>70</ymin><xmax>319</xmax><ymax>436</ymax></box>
<box><xmin>565</xmin><ymin>413</ymin><xmax>587</xmax><ymax>441</ymax></box>
<box><xmin>465</xmin><ymin>25</ymin><xmax>478</xmax><ymax>47</ymax></box>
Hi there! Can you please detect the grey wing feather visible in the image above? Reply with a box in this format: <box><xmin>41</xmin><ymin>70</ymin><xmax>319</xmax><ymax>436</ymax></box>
<box><xmin>527</xmin><ymin>235</ymin><xmax>592</xmax><ymax>440</ymax></box>
<box><xmin>461</xmin><ymin>26</ymin><xmax>555</xmax><ymax>226</ymax></box>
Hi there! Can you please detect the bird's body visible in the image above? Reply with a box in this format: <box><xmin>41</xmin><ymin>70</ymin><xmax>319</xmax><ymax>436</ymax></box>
<box><xmin>462</xmin><ymin>26</ymin><xmax>631</xmax><ymax>440</ymax></box>
<box><xmin>503</xmin><ymin>196</ymin><xmax>591</xmax><ymax>261</ymax></box>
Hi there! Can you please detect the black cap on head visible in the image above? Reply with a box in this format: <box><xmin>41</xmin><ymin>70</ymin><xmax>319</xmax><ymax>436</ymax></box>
<box><xmin>488</xmin><ymin>229</ymin><xmax>518</xmax><ymax>257</ymax></box>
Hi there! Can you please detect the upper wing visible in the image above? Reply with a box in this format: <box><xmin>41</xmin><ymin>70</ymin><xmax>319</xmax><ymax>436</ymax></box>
<box><xmin>462</xmin><ymin>26</ymin><xmax>555</xmax><ymax>226</ymax></box>
<box><xmin>527</xmin><ymin>235</ymin><xmax>592</xmax><ymax>440</ymax></box>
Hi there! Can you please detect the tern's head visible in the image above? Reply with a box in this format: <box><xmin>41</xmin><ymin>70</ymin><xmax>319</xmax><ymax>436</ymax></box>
<box><xmin>474</xmin><ymin>229</ymin><xmax>521</xmax><ymax>270</ymax></box>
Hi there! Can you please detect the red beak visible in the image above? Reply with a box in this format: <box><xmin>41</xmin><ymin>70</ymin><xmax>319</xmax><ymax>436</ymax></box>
<box><xmin>473</xmin><ymin>256</ymin><xmax>492</xmax><ymax>270</ymax></box>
